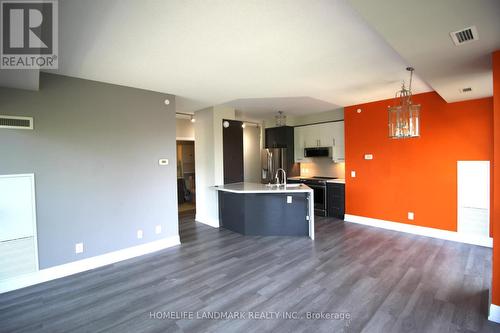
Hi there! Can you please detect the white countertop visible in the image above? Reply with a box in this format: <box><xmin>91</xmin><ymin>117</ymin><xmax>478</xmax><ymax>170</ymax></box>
<box><xmin>212</xmin><ymin>182</ymin><xmax>312</xmax><ymax>194</ymax></box>
<box><xmin>326</xmin><ymin>179</ymin><xmax>345</xmax><ymax>184</ymax></box>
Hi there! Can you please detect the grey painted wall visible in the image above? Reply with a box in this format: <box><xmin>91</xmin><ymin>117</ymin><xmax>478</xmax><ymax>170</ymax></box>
<box><xmin>0</xmin><ymin>73</ymin><xmax>178</xmax><ymax>269</ymax></box>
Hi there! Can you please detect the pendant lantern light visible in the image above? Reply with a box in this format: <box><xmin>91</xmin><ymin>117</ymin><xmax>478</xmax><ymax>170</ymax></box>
<box><xmin>388</xmin><ymin>67</ymin><xmax>420</xmax><ymax>139</ymax></box>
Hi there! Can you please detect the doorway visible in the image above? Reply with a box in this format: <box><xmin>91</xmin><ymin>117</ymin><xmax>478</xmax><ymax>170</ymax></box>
<box><xmin>457</xmin><ymin>161</ymin><xmax>490</xmax><ymax>243</ymax></box>
<box><xmin>0</xmin><ymin>174</ymin><xmax>38</xmax><ymax>281</ymax></box>
<box><xmin>177</xmin><ymin>140</ymin><xmax>196</xmax><ymax>218</ymax></box>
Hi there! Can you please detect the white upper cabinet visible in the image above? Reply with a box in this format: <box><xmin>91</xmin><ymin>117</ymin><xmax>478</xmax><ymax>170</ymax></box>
<box><xmin>331</xmin><ymin>121</ymin><xmax>345</xmax><ymax>162</ymax></box>
<box><xmin>293</xmin><ymin>121</ymin><xmax>345</xmax><ymax>163</ymax></box>
<box><xmin>294</xmin><ymin>126</ymin><xmax>308</xmax><ymax>163</ymax></box>
<box><xmin>316</xmin><ymin>123</ymin><xmax>333</xmax><ymax>148</ymax></box>
<box><xmin>301</xmin><ymin>124</ymin><xmax>314</xmax><ymax>148</ymax></box>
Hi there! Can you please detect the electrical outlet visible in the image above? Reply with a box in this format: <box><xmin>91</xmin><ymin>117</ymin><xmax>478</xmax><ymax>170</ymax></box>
<box><xmin>351</xmin><ymin>170</ymin><xmax>356</xmax><ymax>178</ymax></box>
<box><xmin>287</xmin><ymin>196</ymin><xmax>292</xmax><ymax>204</ymax></box>
<box><xmin>75</xmin><ymin>242</ymin><xmax>84</xmax><ymax>254</ymax></box>
<box><xmin>408</xmin><ymin>212</ymin><xmax>415</xmax><ymax>220</ymax></box>
<box><xmin>155</xmin><ymin>225</ymin><xmax>162</xmax><ymax>234</ymax></box>
<box><xmin>159</xmin><ymin>159</ymin><xmax>169</xmax><ymax>165</ymax></box>
<box><xmin>137</xmin><ymin>229</ymin><xmax>143</xmax><ymax>239</ymax></box>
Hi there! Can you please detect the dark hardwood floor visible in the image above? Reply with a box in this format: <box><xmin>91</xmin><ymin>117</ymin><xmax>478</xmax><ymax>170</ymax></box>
<box><xmin>1</xmin><ymin>215</ymin><xmax>499</xmax><ymax>333</ymax></box>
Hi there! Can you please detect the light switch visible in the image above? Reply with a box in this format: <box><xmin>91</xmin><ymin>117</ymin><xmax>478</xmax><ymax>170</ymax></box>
<box><xmin>287</xmin><ymin>196</ymin><xmax>292</xmax><ymax>204</ymax></box>
<box><xmin>408</xmin><ymin>212</ymin><xmax>414</xmax><ymax>220</ymax></box>
<box><xmin>159</xmin><ymin>159</ymin><xmax>169</xmax><ymax>166</ymax></box>
<box><xmin>137</xmin><ymin>229</ymin><xmax>143</xmax><ymax>239</ymax></box>
<box><xmin>75</xmin><ymin>242</ymin><xmax>84</xmax><ymax>254</ymax></box>
<box><xmin>364</xmin><ymin>154</ymin><xmax>373</xmax><ymax>160</ymax></box>
<box><xmin>155</xmin><ymin>225</ymin><xmax>162</xmax><ymax>234</ymax></box>
<box><xmin>351</xmin><ymin>171</ymin><xmax>356</xmax><ymax>178</ymax></box>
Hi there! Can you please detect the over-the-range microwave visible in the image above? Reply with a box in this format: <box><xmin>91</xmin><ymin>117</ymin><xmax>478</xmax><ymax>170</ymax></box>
<box><xmin>304</xmin><ymin>147</ymin><xmax>332</xmax><ymax>158</ymax></box>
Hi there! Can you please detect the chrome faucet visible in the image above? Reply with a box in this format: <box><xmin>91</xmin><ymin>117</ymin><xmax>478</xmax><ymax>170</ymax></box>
<box><xmin>275</xmin><ymin>168</ymin><xmax>287</xmax><ymax>187</ymax></box>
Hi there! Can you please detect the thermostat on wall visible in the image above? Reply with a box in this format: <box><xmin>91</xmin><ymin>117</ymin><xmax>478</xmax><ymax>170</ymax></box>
<box><xmin>159</xmin><ymin>159</ymin><xmax>169</xmax><ymax>165</ymax></box>
<box><xmin>364</xmin><ymin>154</ymin><xmax>373</xmax><ymax>160</ymax></box>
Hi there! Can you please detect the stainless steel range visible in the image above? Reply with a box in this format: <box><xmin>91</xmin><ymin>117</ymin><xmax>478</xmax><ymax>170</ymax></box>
<box><xmin>287</xmin><ymin>176</ymin><xmax>337</xmax><ymax>216</ymax></box>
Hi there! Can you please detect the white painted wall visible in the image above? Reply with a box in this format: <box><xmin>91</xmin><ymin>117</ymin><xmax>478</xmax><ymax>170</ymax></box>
<box><xmin>194</xmin><ymin>106</ymin><xmax>236</xmax><ymax>227</ymax></box>
<box><xmin>176</xmin><ymin>118</ymin><xmax>194</xmax><ymax>140</ymax></box>
<box><xmin>194</xmin><ymin>108</ymin><xmax>216</xmax><ymax>227</ymax></box>
<box><xmin>300</xmin><ymin>161</ymin><xmax>345</xmax><ymax>179</ymax></box>
<box><xmin>213</xmin><ymin>106</ymin><xmax>236</xmax><ymax>186</ymax></box>
<box><xmin>243</xmin><ymin>125</ymin><xmax>261</xmax><ymax>182</ymax></box>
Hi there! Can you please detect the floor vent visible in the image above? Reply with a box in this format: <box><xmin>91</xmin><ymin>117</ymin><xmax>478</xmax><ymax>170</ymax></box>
<box><xmin>0</xmin><ymin>116</ymin><xmax>33</xmax><ymax>129</ymax></box>
<box><xmin>450</xmin><ymin>26</ymin><xmax>479</xmax><ymax>46</ymax></box>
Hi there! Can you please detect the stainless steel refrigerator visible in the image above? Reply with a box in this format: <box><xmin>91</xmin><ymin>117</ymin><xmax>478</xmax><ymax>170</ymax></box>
<box><xmin>261</xmin><ymin>148</ymin><xmax>288</xmax><ymax>184</ymax></box>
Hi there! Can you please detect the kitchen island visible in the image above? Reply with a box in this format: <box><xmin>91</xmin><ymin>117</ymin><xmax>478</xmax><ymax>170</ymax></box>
<box><xmin>213</xmin><ymin>182</ymin><xmax>314</xmax><ymax>239</ymax></box>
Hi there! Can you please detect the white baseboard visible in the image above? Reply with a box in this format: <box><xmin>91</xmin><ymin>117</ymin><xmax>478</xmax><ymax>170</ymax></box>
<box><xmin>195</xmin><ymin>214</ymin><xmax>220</xmax><ymax>228</ymax></box>
<box><xmin>0</xmin><ymin>235</ymin><xmax>180</xmax><ymax>294</ymax></box>
<box><xmin>489</xmin><ymin>304</ymin><xmax>500</xmax><ymax>323</ymax></box>
<box><xmin>344</xmin><ymin>214</ymin><xmax>492</xmax><ymax>248</ymax></box>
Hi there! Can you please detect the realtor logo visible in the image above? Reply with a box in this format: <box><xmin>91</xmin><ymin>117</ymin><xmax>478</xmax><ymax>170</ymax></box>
<box><xmin>1</xmin><ymin>0</ymin><xmax>58</xmax><ymax>69</ymax></box>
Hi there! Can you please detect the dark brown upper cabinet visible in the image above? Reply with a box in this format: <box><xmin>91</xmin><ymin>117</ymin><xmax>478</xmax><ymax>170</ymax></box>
<box><xmin>265</xmin><ymin>126</ymin><xmax>294</xmax><ymax>149</ymax></box>
<box><xmin>222</xmin><ymin>119</ymin><xmax>244</xmax><ymax>184</ymax></box>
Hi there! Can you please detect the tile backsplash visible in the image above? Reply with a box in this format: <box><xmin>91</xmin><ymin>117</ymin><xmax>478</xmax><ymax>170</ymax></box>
<box><xmin>300</xmin><ymin>160</ymin><xmax>345</xmax><ymax>179</ymax></box>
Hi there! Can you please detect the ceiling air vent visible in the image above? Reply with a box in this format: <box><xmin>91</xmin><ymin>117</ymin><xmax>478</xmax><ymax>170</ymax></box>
<box><xmin>461</xmin><ymin>87</ymin><xmax>472</xmax><ymax>93</ymax></box>
<box><xmin>0</xmin><ymin>115</ymin><xmax>33</xmax><ymax>129</ymax></box>
<box><xmin>450</xmin><ymin>26</ymin><xmax>479</xmax><ymax>46</ymax></box>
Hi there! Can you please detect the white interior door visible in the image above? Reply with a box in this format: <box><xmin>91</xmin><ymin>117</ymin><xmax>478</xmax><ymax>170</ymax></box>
<box><xmin>0</xmin><ymin>174</ymin><xmax>36</xmax><ymax>242</ymax></box>
<box><xmin>457</xmin><ymin>161</ymin><xmax>490</xmax><ymax>238</ymax></box>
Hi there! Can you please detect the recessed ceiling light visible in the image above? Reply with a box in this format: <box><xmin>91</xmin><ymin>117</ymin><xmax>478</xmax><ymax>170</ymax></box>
<box><xmin>164</xmin><ymin>99</ymin><xmax>170</xmax><ymax>105</ymax></box>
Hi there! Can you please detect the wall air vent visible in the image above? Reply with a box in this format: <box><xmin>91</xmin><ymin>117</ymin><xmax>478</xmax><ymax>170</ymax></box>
<box><xmin>450</xmin><ymin>26</ymin><xmax>479</xmax><ymax>46</ymax></box>
<box><xmin>0</xmin><ymin>115</ymin><xmax>33</xmax><ymax>129</ymax></box>
<box><xmin>461</xmin><ymin>87</ymin><xmax>472</xmax><ymax>93</ymax></box>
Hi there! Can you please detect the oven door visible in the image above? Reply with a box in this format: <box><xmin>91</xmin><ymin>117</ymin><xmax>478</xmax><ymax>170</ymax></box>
<box><xmin>307</xmin><ymin>184</ymin><xmax>327</xmax><ymax>215</ymax></box>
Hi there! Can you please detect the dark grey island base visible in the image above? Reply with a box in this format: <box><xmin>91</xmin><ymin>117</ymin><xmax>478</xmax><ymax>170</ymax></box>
<box><xmin>213</xmin><ymin>182</ymin><xmax>314</xmax><ymax>239</ymax></box>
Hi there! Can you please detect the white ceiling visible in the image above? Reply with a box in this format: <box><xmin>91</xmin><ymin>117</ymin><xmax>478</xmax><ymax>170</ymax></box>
<box><xmin>224</xmin><ymin>97</ymin><xmax>340</xmax><ymax>119</ymax></box>
<box><xmin>46</xmin><ymin>0</ymin><xmax>434</xmax><ymax>116</ymax></box>
<box><xmin>348</xmin><ymin>0</ymin><xmax>500</xmax><ymax>103</ymax></box>
<box><xmin>0</xmin><ymin>70</ymin><xmax>39</xmax><ymax>91</ymax></box>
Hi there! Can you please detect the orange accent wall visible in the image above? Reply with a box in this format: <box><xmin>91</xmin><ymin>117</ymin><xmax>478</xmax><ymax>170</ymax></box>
<box><xmin>344</xmin><ymin>92</ymin><xmax>493</xmax><ymax>233</ymax></box>
<box><xmin>492</xmin><ymin>50</ymin><xmax>500</xmax><ymax>306</ymax></box>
